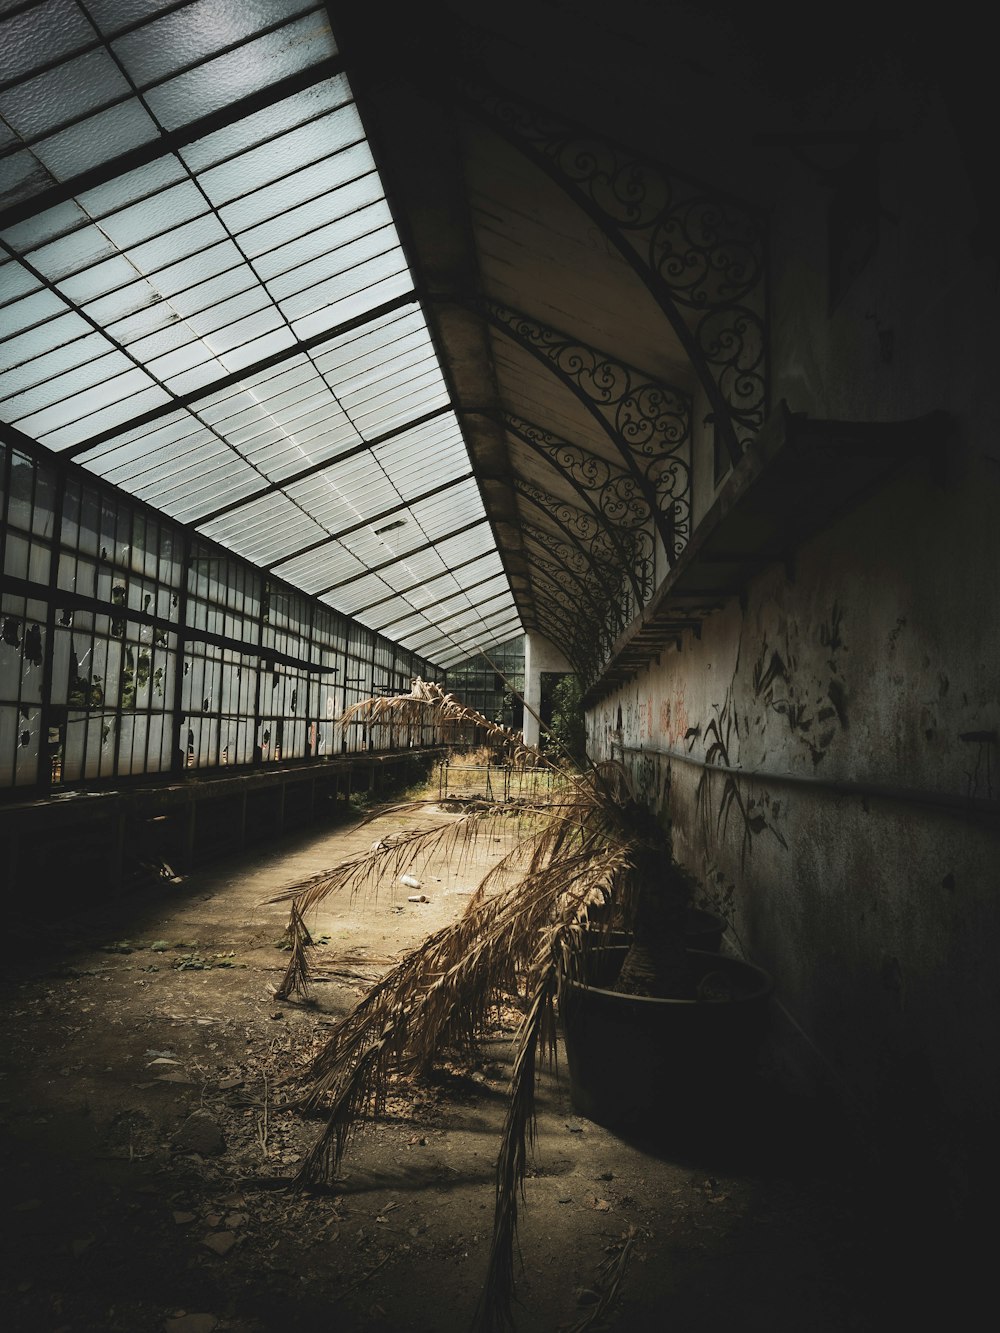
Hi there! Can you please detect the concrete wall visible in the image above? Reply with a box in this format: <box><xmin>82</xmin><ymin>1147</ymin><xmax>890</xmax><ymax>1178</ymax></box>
<box><xmin>585</xmin><ymin>89</ymin><xmax>1000</xmax><ymax>1215</ymax></box>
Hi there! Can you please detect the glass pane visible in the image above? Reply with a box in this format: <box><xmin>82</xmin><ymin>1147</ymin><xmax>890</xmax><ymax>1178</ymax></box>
<box><xmin>0</xmin><ymin>331</ymin><xmax>108</xmax><ymax>403</ymax></box>
<box><xmin>126</xmin><ymin>212</ymin><xmax>229</xmax><ymax>276</ymax></box>
<box><xmin>216</xmin><ymin>324</ymin><xmax>294</xmax><ymax>373</ymax></box>
<box><xmin>0</xmin><ymin>0</ymin><xmax>94</xmax><ymax>86</ymax></box>
<box><xmin>108</xmin><ymin>298</ymin><xmax>198</xmax><ymax>351</ymax></box>
<box><xmin>143</xmin><ymin>12</ymin><xmax>335</xmax><ymax>131</ymax></box>
<box><xmin>3</xmin><ymin>347</ymin><xmax>134</xmax><ymax>420</ymax></box>
<box><xmin>265</xmin><ymin>226</ymin><xmax>397</xmax><ymax>303</ymax></box>
<box><xmin>221</xmin><ymin>141</ymin><xmax>375</xmax><ymax>235</ymax></box>
<box><xmin>2</xmin><ymin>199</ymin><xmax>88</xmax><ymax>253</ymax></box>
<box><xmin>0</xmin><ymin>148</ymin><xmax>53</xmax><ymax>210</ymax></box>
<box><xmin>43</xmin><ymin>384</ymin><xmax>172</xmax><ymax>450</ymax></box>
<box><xmin>34</xmin><ymin>373</ymin><xmax>164</xmax><ymax>438</ymax></box>
<box><xmin>112</xmin><ymin>0</ymin><xmax>319</xmax><ymax>87</ymax></box>
<box><xmin>239</xmin><ymin>168</ymin><xmax>382</xmax><ymax>260</ymax></box>
<box><xmin>0</xmin><ymin>310</ymin><xmax>92</xmax><ymax>371</ymax></box>
<box><xmin>180</xmin><ymin>73</ymin><xmax>352</xmax><ymax>172</ymax></box>
<box><xmin>76</xmin><ymin>154</ymin><xmax>188</xmax><ymax>220</ymax></box>
<box><xmin>290</xmin><ymin>267</ymin><xmax>413</xmax><ymax>341</ymax></box>
<box><xmin>60</xmin><ymin>254</ymin><xmax>147</xmax><ymax>305</ymax></box>
<box><xmin>124</xmin><ymin>238</ymin><xmax>244</xmax><ymax>304</ymax></box>
<box><xmin>0</xmin><ymin>286</ymin><xmax>67</xmax><ymax>336</ymax></box>
<box><xmin>98</xmin><ymin>180</ymin><xmax>208</xmax><ymax>249</ymax></box>
<box><xmin>0</xmin><ymin>260</ymin><xmax>42</xmax><ymax>309</ymax></box>
<box><xmin>200</xmin><ymin>101</ymin><xmax>365</xmax><ymax>206</ymax></box>
<box><xmin>32</xmin><ymin>99</ymin><xmax>160</xmax><ymax>182</ymax></box>
<box><xmin>0</xmin><ymin>48</ymin><xmax>131</xmax><ymax>140</ymax></box>
<box><xmin>182</xmin><ymin>284</ymin><xmax>272</xmax><ymax>339</ymax></box>
<box><xmin>283</xmin><ymin>251</ymin><xmax>408</xmax><ymax>324</ymax></box>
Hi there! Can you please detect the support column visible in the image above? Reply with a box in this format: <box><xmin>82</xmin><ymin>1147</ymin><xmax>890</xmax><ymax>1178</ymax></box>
<box><xmin>522</xmin><ymin>632</ymin><xmax>572</xmax><ymax>749</ymax></box>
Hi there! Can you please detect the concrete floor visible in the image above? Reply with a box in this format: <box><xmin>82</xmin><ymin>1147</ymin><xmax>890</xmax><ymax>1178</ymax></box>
<box><xmin>0</xmin><ymin>792</ymin><xmax>926</xmax><ymax>1332</ymax></box>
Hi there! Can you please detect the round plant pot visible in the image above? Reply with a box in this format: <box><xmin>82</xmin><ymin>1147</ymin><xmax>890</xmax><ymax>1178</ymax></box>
<box><xmin>559</xmin><ymin>946</ymin><xmax>772</xmax><ymax>1130</ymax></box>
<box><xmin>584</xmin><ymin>906</ymin><xmax>726</xmax><ymax>953</ymax></box>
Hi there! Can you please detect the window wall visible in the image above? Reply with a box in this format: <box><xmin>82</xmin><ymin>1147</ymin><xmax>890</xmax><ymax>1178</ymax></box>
<box><xmin>0</xmin><ymin>438</ymin><xmax>439</xmax><ymax>793</ymax></box>
<box><xmin>446</xmin><ymin>636</ymin><xmax>525</xmax><ymax>732</ymax></box>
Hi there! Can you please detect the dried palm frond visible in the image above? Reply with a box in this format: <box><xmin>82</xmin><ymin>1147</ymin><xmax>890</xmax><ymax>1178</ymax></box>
<box><xmin>341</xmin><ymin>678</ymin><xmax>543</xmax><ymax>766</ymax></box>
<box><xmin>475</xmin><ymin>955</ymin><xmax>559</xmax><ymax>1333</ymax></box>
<box><xmin>272</xmin><ymin>681</ymin><xmax>677</xmax><ymax>1326</ymax></box>
<box><xmin>562</xmin><ymin>1227</ymin><xmax>639</xmax><ymax>1332</ymax></box>
<box><xmin>273</xmin><ymin>901</ymin><xmax>312</xmax><ymax>1001</ymax></box>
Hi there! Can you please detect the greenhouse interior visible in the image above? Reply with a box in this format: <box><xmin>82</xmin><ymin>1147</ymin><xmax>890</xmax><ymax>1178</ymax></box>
<box><xmin>0</xmin><ymin>2</ymin><xmax>995</xmax><ymax>1331</ymax></box>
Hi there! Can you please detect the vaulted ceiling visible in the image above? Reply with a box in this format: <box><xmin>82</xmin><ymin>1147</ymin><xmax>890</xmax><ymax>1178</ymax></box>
<box><xmin>1</xmin><ymin>0</ymin><xmax>925</xmax><ymax>681</ymax></box>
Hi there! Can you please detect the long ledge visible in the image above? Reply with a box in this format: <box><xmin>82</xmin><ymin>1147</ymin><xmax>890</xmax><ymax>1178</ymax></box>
<box><xmin>581</xmin><ymin>401</ymin><xmax>954</xmax><ymax>708</ymax></box>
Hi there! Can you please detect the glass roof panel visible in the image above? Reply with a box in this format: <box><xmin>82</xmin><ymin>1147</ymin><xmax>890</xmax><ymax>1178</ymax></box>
<box><xmin>142</xmin><ymin>12</ymin><xmax>333</xmax><ymax>131</ymax></box>
<box><xmin>0</xmin><ymin>0</ymin><xmax>515</xmax><ymax>662</ymax></box>
<box><xmin>0</xmin><ymin>258</ymin><xmax>42</xmax><ymax>308</ymax></box>
<box><xmin>179</xmin><ymin>74</ymin><xmax>353</xmax><ymax>173</ymax></box>
<box><xmin>0</xmin><ymin>48</ymin><xmax>131</xmax><ymax>142</ymax></box>
<box><xmin>0</xmin><ymin>0</ymin><xmax>94</xmax><ymax>86</ymax></box>
<box><xmin>280</xmin><ymin>541</ymin><xmax>367</xmax><ymax>593</ymax></box>
<box><xmin>111</xmin><ymin>0</ymin><xmax>319</xmax><ymax>88</ymax></box>
<box><xmin>32</xmin><ymin>99</ymin><xmax>160</xmax><ymax>181</ymax></box>
<box><xmin>0</xmin><ymin>332</ymin><xmax>110</xmax><ymax>404</ymax></box>
<box><xmin>4</xmin><ymin>347</ymin><xmax>136</xmax><ymax>420</ymax></box>
<box><xmin>220</xmin><ymin>142</ymin><xmax>375</xmax><ymax>237</ymax></box>
<box><xmin>85</xmin><ymin>2</ymin><xmax>199</xmax><ymax>41</ymax></box>
<box><xmin>199</xmin><ymin>491</ymin><xmax>327</xmax><ymax>565</ymax></box>
<box><xmin>39</xmin><ymin>383</ymin><xmax>173</xmax><ymax>450</ymax></box>
<box><xmin>75</xmin><ymin>156</ymin><xmax>190</xmax><ymax>221</ymax></box>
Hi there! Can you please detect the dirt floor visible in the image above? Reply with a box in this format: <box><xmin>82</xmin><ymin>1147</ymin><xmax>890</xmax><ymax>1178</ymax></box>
<box><xmin>1</xmin><ymin>789</ymin><xmax>900</xmax><ymax>1333</ymax></box>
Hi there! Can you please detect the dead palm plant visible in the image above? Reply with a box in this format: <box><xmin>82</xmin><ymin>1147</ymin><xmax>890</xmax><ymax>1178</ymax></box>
<box><xmin>268</xmin><ymin>679</ymin><xmax>687</xmax><ymax>1330</ymax></box>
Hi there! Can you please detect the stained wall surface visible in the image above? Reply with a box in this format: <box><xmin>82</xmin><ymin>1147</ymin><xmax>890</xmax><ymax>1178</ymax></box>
<box><xmin>586</xmin><ymin>88</ymin><xmax>1000</xmax><ymax>1215</ymax></box>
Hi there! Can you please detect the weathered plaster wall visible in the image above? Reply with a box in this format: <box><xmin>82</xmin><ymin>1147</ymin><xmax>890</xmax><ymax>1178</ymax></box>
<box><xmin>585</xmin><ymin>89</ymin><xmax>1000</xmax><ymax>1213</ymax></box>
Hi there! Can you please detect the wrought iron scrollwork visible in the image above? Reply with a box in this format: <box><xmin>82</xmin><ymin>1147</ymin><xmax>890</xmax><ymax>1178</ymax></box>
<box><xmin>521</xmin><ymin>516</ymin><xmax>635</xmax><ymax>649</ymax></box>
<box><xmin>515</xmin><ymin>478</ymin><xmax>618</xmax><ymax>566</ymax></box>
<box><xmin>465</xmin><ymin>86</ymin><xmax>766</xmax><ymax>459</ymax></box>
<box><xmin>515</xmin><ymin>478</ymin><xmax>644</xmax><ymax>629</ymax></box>
<box><xmin>527</xmin><ymin>573</ymin><xmax>607</xmax><ymax>683</ymax></box>
<box><xmin>488</xmin><ymin>304</ymin><xmax>690</xmax><ymax>560</ymax></box>
<box><xmin>504</xmin><ymin>412</ymin><xmax>655</xmax><ymax>600</ymax></box>
<box><xmin>505</xmin><ymin>413</ymin><xmax>648</xmax><ymax>526</ymax></box>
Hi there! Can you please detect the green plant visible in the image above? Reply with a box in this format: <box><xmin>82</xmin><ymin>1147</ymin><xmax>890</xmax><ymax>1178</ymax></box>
<box><xmin>270</xmin><ymin>680</ymin><xmax>690</xmax><ymax>1330</ymax></box>
<box><xmin>546</xmin><ymin>672</ymin><xmax>587</xmax><ymax>761</ymax></box>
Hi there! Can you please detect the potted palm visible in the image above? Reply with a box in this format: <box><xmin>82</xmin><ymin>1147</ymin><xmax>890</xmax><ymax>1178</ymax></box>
<box><xmin>269</xmin><ymin>680</ymin><xmax>771</xmax><ymax>1329</ymax></box>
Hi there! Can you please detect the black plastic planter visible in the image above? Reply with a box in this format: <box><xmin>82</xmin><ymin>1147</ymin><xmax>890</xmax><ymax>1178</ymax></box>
<box><xmin>559</xmin><ymin>946</ymin><xmax>773</xmax><ymax>1130</ymax></box>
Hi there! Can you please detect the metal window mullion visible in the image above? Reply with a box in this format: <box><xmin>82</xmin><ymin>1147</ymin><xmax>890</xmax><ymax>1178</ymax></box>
<box><xmin>169</xmin><ymin>526</ymin><xmax>192</xmax><ymax>777</ymax></box>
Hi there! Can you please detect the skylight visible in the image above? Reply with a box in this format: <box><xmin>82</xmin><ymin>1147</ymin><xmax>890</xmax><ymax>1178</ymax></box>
<box><xmin>0</xmin><ymin>0</ymin><xmax>520</xmax><ymax>670</ymax></box>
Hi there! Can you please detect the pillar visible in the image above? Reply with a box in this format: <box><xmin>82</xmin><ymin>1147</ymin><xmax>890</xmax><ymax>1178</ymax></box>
<box><xmin>522</xmin><ymin>632</ymin><xmax>572</xmax><ymax>749</ymax></box>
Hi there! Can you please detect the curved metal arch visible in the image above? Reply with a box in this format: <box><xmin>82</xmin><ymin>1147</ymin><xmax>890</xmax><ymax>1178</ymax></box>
<box><xmin>502</xmin><ymin>411</ymin><xmax>654</xmax><ymax>603</ymax></box>
<box><xmin>514</xmin><ymin>476</ymin><xmax>637</xmax><ymax>625</ymax></box>
<box><xmin>525</xmin><ymin>514</ymin><xmax>626</xmax><ymax>610</ymax></box>
<box><xmin>521</xmin><ymin>525</ymin><xmax>631</xmax><ymax>653</ymax></box>
<box><xmin>462</xmin><ymin>82</ymin><xmax>766</xmax><ymax>465</ymax></box>
<box><xmin>526</xmin><ymin>574</ymin><xmax>604</xmax><ymax>680</ymax></box>
<box><xmin>524</xmin><ymin>543</ymin><xmax>619</xmax><ymax>635</ymax></box>
<box><xmin>486</xmin><ymin>302</ymin><xmax>691</xmax><ymax>562</ymax></box>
